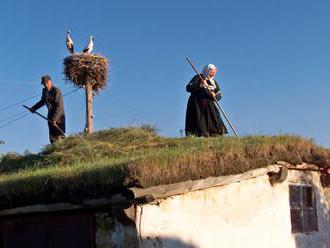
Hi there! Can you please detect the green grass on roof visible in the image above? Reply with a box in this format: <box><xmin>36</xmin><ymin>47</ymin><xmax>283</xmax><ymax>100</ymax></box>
<box><xmin>0</xmin><ymin>126</ymin><xmax>330</xmax><ymax>210</ymax></box>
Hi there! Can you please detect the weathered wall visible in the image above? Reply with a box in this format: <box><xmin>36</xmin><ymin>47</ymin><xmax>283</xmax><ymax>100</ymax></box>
<box><xmin>95</xmin><ymin>212</ymin><xmax>138</xmax><ymax>248</ymax></box>
<box><xmin>93</xmin><ymin>169</ymin><xmax>330</xmax><ymax>248</ymax></box>
<box><xmin>135</xmin><ymin>171</ymin><xmax>330</xmax><ymax>248</ymax></box>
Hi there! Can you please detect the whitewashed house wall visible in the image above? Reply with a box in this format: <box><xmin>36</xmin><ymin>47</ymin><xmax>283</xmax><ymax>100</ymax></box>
<box><xmin>129</xmin><ymin>169</ymin><xmax>330</xmax><ymax>248</ymax></box>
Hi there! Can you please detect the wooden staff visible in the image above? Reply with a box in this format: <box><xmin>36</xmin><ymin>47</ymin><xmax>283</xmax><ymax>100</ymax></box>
<box><xmin>186</xmin><ymin>57</ymin><xmax>239</xmax><ymax>137</ymax></box>
<box><xmin>284</xmin><ymin>164</ymin><xmax>330</xmax><ymax>174</ymax></box>
<box><xmin>23</xmin><ymin>105</ymin><xmax>66</xmax><ymax>137</ymax></box>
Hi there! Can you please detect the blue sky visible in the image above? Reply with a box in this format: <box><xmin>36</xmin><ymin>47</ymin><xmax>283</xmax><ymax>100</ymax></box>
<box><xmin>0</xmin><ymin>0</ymin><xmax>329</xmax><ymax>153</ymax></box>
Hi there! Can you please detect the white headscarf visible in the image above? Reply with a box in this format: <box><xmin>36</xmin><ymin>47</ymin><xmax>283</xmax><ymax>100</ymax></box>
<box><xmin>202</xmin><ymin>64</ymin><xmax>217</xmax><ymax>90</ymax></box>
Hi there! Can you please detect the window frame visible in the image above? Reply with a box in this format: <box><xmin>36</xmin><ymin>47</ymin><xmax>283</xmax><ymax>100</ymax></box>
<box><xmin>289</xmin><ymin>184</ymin><xmax>318</xmax><ymax>234</ymax></box>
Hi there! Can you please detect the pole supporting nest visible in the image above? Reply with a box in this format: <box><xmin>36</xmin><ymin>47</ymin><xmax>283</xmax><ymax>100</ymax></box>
<box><xmin>85</xmin><ymin>84</ymin><xmax>94</xmax><ymax>133</ymax></box>
<box><xmin>63</xmin><ymin>53</ymin><xmax>108</xmax><ymax>133</ymax></box>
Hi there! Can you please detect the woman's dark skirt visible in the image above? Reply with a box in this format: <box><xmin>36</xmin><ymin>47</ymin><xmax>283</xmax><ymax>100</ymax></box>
<box><xmin>185</xmin><ymin>96</ymin><xmax>227</xmax><ymax>137</ymax></box>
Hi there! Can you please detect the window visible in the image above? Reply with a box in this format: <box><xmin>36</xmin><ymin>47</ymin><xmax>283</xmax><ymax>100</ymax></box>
<box><xmin>289</xmin><ymin>185</ymin><xmax>318</xmax><ymax>233</ymax></box>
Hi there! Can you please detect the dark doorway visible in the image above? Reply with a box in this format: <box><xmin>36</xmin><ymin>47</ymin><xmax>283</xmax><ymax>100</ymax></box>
<box><xmin>0</xmin><ymin>211</ymin><xmax>94</xmax><ymax>248</ymax></box>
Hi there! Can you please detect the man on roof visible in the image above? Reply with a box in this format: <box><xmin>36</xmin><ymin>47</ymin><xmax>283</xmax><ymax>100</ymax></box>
<box><xmin>29</xmin><ymin>75</ymin><xmax>66</xmax><ymax>144</ymax></box>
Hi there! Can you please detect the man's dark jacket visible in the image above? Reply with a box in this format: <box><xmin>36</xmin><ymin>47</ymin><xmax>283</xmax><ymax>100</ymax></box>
<box><xmin>31</xmin><ymin>86</ymin><xmax>65</xmax><ymax>142</ymax></box>
<box><xmin>31</xmin><ymin>86</ymin><xmax>65</xmax><ymax>121</ymax></box>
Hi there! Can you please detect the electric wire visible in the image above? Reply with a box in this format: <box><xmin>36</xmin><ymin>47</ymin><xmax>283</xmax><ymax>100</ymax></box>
<box><xmin>0</xmin><ymin>88</ymin><xmax>79</xmax><ymax>130</ymax></box>
<box><xmin>0</xmin><ymin>93</ymin><xmax>42</xmax><ymax>112</ymax></box>
<box><xmin>0</xmin><ymin>113</ymin><xmax>30</xmax><ymax>129</ymax></box>
<box><xmin>0</xmin><ymin>84</ymin><xmax>74</xmax><ymax>113</ymax></box>
<box><xmin>0</xmin><ymin>80</ymin><xmax>40</xmax><ymax>85</ymax></box>
<box><xmin>0</xmin><ymin>111</ymin><xmax>27</xmax><ymax>124</ymax></box>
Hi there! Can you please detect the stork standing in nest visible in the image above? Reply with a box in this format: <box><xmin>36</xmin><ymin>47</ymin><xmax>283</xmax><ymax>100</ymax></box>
<box><xmin>83</xmin><ymin>36</ymin><xmax>94</xmax><ymax>54</ymax></box>
<box><xmin>66</xmin><ymin>30</ymin><xmax>74</xmax><ymax>54</ymax></box>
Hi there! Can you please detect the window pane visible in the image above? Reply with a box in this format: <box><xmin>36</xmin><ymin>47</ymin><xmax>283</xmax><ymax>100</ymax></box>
<box><xmin>289</xmin><ymin>185</ymin><xmax>301</xmax><ymax>208</ymax></box>
<box><xmin>303</xmin><ymin>187</ymin><xmax>314</xmax><ymax>208</ymax></box>
<box><xmin>304</xmin><ymin>210</ymin><xmax>318</xmax><ymax>232</ymax></box>
<box><xmin>291</xmin><ymin>209</ymin><xmax>303</xmax><ymax>233</ymax></box>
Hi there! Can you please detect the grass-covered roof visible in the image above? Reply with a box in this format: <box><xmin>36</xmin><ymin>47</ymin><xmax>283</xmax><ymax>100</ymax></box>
<box><xmin>0</xmin><ymin>126</ymin><xmax>330</xmax><ymax>210</ymax></box>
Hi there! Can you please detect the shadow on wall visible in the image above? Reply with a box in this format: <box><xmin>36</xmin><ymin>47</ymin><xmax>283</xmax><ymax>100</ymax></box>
<box><xmin>96</xmin><ymin>211</ymin><xmax>199</xmax><ymax>248</ymax></box>
<box><xmin>294</xmin><ymin>173</ymin><xmax>330</xmax><ymax>248</ymax></box>
<box><xmin>140</xmin><ymin>236</ymin><xmax>198</xmax><ymax>248</ymax></box>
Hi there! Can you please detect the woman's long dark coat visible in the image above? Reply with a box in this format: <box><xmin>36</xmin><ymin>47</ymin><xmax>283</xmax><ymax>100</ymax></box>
<box><xmin>185</xmin><ymin>75</ymin><xmax>227</xmax><ymax>137</ymax></box>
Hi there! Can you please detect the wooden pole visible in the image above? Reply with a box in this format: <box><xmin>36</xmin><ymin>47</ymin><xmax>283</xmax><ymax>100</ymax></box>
<box><xmin>85</xmin><ymin>84</ymin><xmax>94</xmax><ymax>133</ymax></box>
<box><xmin>186</xmin><ymin>57</ymin><xmax>239</xmax><ymax>137</ymax></box>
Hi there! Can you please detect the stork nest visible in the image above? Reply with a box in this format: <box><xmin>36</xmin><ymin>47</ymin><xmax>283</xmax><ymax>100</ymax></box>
<box><xmin>63</xmin><ymin>53</ymin><xmax>108</xmax><ymax>94</ymax></box>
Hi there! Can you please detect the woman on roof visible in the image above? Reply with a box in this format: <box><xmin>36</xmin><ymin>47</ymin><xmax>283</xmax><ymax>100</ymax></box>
<box><xmin>185</xmin><ymin>64</ymin><xmax>227</xmax><ymax>137</ymax></box>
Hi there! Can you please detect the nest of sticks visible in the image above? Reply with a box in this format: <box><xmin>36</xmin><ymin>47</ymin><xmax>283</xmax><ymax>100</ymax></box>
<box><xmin>63</xmin><ymin>53</ymin><xmax>108</xmax><ymax>94</ymax></box>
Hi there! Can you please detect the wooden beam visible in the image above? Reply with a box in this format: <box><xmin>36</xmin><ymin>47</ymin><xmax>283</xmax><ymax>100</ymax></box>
<box><xmin>0</xmin><ymin>194</ymin><xmax>129</xmax><ymax>217</ymax></box>
<box><xmin>130</xmin><ymin>165</ymin><xmax>281</xmax><ymax>201</ymax></box>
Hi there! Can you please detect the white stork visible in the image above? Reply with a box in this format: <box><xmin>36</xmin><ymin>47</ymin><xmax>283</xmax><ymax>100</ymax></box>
<box><xmin>83</xmin><ymin>36</ymin><xmax>94</xmax><ymax>54</ymax></box>
<box><xmin>66</xmin><ymin>30</ymin><xmax>74</xmax><ymax>54</ymax></box>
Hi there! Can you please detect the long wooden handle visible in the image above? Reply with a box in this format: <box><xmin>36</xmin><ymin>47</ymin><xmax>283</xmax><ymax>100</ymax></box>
<box><xmin>23</xmin><ymin>105</ymin><xmax>66</xmax><ymax>136</ymax></box>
